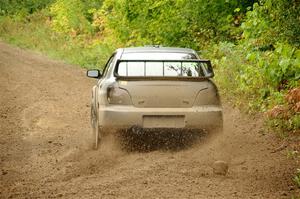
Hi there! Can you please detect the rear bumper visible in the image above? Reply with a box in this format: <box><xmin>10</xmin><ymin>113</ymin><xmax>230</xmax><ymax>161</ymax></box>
<box><xmin>98</xmin><ymin>105</ymin><xmax>223</xmax><ymax>132</ymax></box>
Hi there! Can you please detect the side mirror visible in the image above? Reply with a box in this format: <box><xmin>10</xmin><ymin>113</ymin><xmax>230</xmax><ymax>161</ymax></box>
<box><xmin>87</xmin><ymin>69</ymin><xmax>102</xmax><ymax>78</ymax></box>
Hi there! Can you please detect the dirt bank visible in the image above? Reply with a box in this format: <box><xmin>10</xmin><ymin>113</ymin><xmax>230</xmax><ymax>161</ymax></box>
<box><xmin>0</xmin><ymin>42</ymin><xmax>298</xmax><ymax>198</ymax></box>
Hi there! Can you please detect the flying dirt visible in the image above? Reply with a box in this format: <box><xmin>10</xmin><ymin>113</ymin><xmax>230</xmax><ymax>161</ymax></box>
<box><xmin>0</xmin><ymin>42</ymin><xmax>298</xmax><ymax>198</ymax></box>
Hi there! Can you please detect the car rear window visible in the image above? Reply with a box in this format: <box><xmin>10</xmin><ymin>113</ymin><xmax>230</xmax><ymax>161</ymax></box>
<box><xmin>117</xmin><ymin>60</ymin><xmax>216</xmax><ymax>78</ymax></box>
<box><xmin>117</xmin><ymin>52</ymin><xmax>209</xmax><ymax>77</ymax></box>
<box><xmin>117</xmin><ymin>61</ymin><xmax>208</xmax><ymax>77</ymax></box>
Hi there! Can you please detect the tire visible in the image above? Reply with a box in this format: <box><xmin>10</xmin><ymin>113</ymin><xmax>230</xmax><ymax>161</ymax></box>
<box><xmin>90</xmin><ymin>105</ymin><xmax>101</xmax><ymax>150</ymax></box>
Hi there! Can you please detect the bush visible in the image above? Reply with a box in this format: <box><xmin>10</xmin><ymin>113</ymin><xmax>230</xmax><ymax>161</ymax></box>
<box><xmin>49</xmin><ymin>0</ymin><xmax>93</xmax><ymax>34</ymax></box>
<box><xmin>0</xmin><ymin>11</ymin><xmax>112</xmax><ymax>69</ymax></box>
<box><xmin>0</xmin><ymin>0</ymin><xmax>54</xmax><ymax>16</ymax></box>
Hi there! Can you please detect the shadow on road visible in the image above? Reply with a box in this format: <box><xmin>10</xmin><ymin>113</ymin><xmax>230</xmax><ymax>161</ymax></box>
<box><xmin>116</xmin><ymin>127</ymin><xmax>207</xmax><ymax>152</ymax></box>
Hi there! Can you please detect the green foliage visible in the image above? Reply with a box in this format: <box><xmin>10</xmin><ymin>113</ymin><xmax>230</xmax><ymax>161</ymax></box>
<box><xmin>0</xmin><ymin>11</ymin><xmax>112</xmax><ymax>69</ymax></box>
<box><xmin>98</xmin><ymin>0</ymin><xmax>258</xmax><ymax>48</ymax></box>
<box><xmin>241</xmin><ymin>43</ymin><xmax>300</xmax><ymax>92</ymax></box>
<box><xmin>98</xmin><ymin>0</ymin><xmax>190</xmax><ymax>47</ymax></box>
<box><xmin>241</xmin><ymin>0</ymin><xmax>300</xmax><ymax>48</ymax></box>
<box><xmin>203</xmin><ymin>40</ymin><xmax>299</xmax><ymax>115</ymax></box>
<box><xmin>264</xmin><ymin>43</ymin><xmax>300</xmax><ymax>88</ymax></box>
<box><xmin>49</xmin><ymin>0</ymin><xmax>93</xmax><ymax>34</ymax></box>
<box><xmin>202</xmin><ymin>42</ymin><xmax>267</xmax><ymax>111</ymax></box>
<box><xmin>287</xmin><ymin>150</ymin><xmax>299</xmax><ymax>160</ymax></box>
<box><xmin>292</xmin><ymin>114</ymin><xmax>300</xmax><ymax>130</ymax></box>
<box><xmin>0</xmin><ymin>0</ymin><xmax>54</xmax><ymax>16</ymax></box>
<box><xmin>294</xmin><ymin>169</ymin><xmax>300</xmax><ymax>188</ymax></box>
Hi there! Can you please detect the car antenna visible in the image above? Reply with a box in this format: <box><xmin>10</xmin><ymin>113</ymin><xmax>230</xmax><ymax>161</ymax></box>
<box><xmin>144</xmin><ymin>45</ymin><xmax>162</xmax><ymax>48</ymax></box>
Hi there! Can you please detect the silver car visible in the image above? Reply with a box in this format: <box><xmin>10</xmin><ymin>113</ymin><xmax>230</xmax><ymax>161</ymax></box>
<box><xmin>87</xmin><ymin>46</ymin><xmax>223</xmax><ymax>149</ymax></box>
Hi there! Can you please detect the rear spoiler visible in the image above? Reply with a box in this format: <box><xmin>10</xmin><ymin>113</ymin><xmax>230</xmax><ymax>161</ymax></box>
<box><xmin>114</xmin><ymin>59</ymin><xmax>214</xmax><ymax>79</ymax></box>
<box><xmin>115</xmin><ymin>76</ymin><xmax>209</xmax><ymax>81</ymax></box>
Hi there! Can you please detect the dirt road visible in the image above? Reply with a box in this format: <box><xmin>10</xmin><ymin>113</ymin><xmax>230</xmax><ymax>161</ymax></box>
<box><xmin>0</xmin><ymin>42</ymin><xmax>298</xmax><ymax>198</ymax></box>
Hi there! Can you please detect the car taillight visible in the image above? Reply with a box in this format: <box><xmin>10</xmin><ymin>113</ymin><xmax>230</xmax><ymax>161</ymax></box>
<box><xmin>107</xmin><ymin>87</ymin><xmax>132</xmax><ymax>105</ymax></box>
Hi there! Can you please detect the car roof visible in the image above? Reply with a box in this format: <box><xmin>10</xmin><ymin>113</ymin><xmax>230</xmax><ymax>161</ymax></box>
<box><xmin>121</xmin><ymin>46</ymin><xmax>196</xmax><ymax>54</ymax></box>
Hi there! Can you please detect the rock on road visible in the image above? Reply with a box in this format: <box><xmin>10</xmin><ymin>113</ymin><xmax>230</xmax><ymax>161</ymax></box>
<box><xmin>0</xmin><ymin>42</ymin><xmax>297</xmax><ymax>198</ymax></box>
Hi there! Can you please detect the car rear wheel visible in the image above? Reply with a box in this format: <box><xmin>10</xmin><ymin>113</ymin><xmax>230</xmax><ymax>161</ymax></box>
<box><xmin>90</xmin><ymin>106</ymin><xmax>101</xmax><ymax>149</ymax></box>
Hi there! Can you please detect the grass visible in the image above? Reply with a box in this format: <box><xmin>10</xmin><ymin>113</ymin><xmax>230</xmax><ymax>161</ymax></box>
<box><xmin>0</xmin><ymin>12</ymin><xmax>113</xmax><ymax>70</ymax></box>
